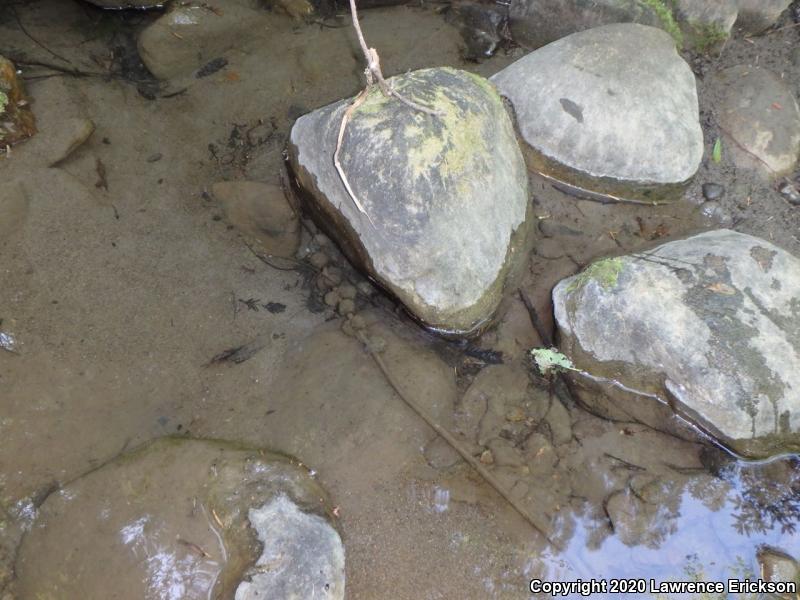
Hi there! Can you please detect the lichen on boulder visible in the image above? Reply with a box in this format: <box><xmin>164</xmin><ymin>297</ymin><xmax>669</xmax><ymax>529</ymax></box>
<box><xmin>289</xmin><ymin>67</ymin><xmax>532</xmax><ymax>336</ymax></box>
<box><xmin>553</xmin><ymin>229</ymin><xmax>800</xmax><ymax>459</ymax></box>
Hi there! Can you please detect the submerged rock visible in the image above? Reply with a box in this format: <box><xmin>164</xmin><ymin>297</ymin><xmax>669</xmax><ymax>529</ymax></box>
<box><xmin>235</xmin><ymin>496</ymin><xmax>344</xmax><ymax>600</ymax></box>
<box><xmin>0</xmin><ymin>56</ymin><xmax>36</xmax><ymax>148</ymax></box>
<box><xmin>15</xmin><ymin>438</ymin><xmax>344</xmax><ymax>599</ymax></box>
<box><xmin>289</xmin><ymin>67</ymin><xmax>531</xmax><ymax>336</ymax></box>
<box><xmin>137</xmin><ymin>1</ymin><xmax>264</xmax><ymax>80</ymax></box>
<box><xmin>553</xmin><ymin>230</ymin><xmax>800</xmax><ymax>459</ymax></box>
<box><xmin>491</xmin><ymin>24</ymin><xmax>703</xmax><ymax>203</ymax></box>
<box><xmin>714</xmin><ymin>66</ymin><xmax>800</xmax><ymax>179</ymax></box>
<box><xmin>211</xmin><ymin>181</ymin><xmax>300</xmax><ymax>258</ymax></box>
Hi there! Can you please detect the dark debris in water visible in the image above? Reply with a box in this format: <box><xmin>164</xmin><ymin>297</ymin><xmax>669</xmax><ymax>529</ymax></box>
<box><xmin>264</xmin><ymin>302</ymin><xmax>287</xmax><ymax>314</ymax></box>
<box><xmin>206</xmin><ymin>339</ymin><xmax>265</xmax><ymax>366</ymax></box>
<box><xmin>196</xmin><ymin>57</ymin><xmax>228</xmax><ymax>78</ymax></box>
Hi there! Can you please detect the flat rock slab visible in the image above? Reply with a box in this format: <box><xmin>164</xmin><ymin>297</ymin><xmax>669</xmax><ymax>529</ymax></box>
<box><xmin>715</xmin><ymin>65</ymin><xmax>800</xmax><ymax>179</ymax></box>
<box><xmin>491</xmin><ymin>24</ymin><xmax>703</xmax><ymax>201</ymax></box>
<box><xmin>553</xmin><ymin>229</ymin><xmax>800</xmax><ymax>459</ymax></box>
<box><xmin>15</xmin><ymin>438</ymin><xmax>344</xmax><ymax>599</ymax></box>
<box><xmin>289</xmin><ymin>67</ymin><xmax>531</xmax><ymax>336</ymax></box>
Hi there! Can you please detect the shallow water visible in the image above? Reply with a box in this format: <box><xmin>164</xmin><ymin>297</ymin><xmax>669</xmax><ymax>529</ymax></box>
<box><xmin>1</xmin><ymin>0</ymin><xmax>799</xmax><ymax>598</ymax></box>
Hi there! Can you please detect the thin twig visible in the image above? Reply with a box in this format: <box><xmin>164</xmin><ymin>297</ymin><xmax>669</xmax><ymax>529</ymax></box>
<box><xmin>10</xmin><ymin>6</ymin><xmax>72</xmax><ymax>64</ymax></box>
<box><xmin>717</xmin><ymin>124</ymin><xmax>778</xmax><ymax>174</ymax></box>
<box><xmin>355</xmin><ymin>329</ymin><xmax>561</xmax><ymax>550</ymax></box>
<box><xmin>333</xmin><ymin>0</ymin><xmax>443</xmax><ymax>224</ymax></box>
<box><xmin>333</xmin><ymin>88</ymin><xmax>374</xmax><ymax>224</ymax></box>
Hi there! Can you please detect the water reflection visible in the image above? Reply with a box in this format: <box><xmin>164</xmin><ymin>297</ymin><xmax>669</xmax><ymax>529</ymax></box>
<box><xmin>558</xmin><ymin>454</ymin><xmax>800</xmax><ymax>585</ymax></box>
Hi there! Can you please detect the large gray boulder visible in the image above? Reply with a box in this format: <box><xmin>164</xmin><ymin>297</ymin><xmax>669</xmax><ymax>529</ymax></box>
<box><xmin>15</xmin><ymin>438</ymin><xmax>344</xmax><ymax>599</ymax></box>
<box><xmin>491</xmin><ymin>24</ymin><xmax>703</xmax><ymax>202</ymax></box>
<box><xmin>553</xmin><ymin>230</ymin><xmax>800</xmax><ymax>459</ymax></box>
<box><xmin>714</xmin><ymin>66</ymin><xmax>800</xmax><ymax>179</ymax></box>
<box><xmin>289</xmin><ymin>67</ymin><xmax>532</xmax><ymax>336</ymax></box>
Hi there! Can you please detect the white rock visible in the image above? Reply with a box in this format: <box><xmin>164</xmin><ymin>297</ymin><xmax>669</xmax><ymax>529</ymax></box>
<box><xmin>235</xmin><ymin>495</ymin><xmax>345</xmax><ymax>600</ymax></box>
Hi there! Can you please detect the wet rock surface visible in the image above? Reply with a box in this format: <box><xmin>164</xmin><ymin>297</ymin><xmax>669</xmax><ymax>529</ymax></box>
<box><xmin>289</xmin><ymin>67</ymin><xmax>531</xmax><ymax>335</ymax></box>
<box><xmin>553</xmin><ymin>229</ymin><xmax>800</xmax><ymax>458</ymax></box>
<box><xmin>714</xmin><ymin>65</ymin><xmax>800</xmax><ymax>179</ymax></box>
<box><xmin>3</xmin><ymin>0</ymin><xmax>800</xmax><ymax>596</ymax></box>
<box><xmin>137</xmin><ymin>0</ymin><xmax>266</xmax><ymax>80</ymax></box>
<box><xmin>15</xmin><ymin>438</ymin><xmax>343</xmax><ymax>599</ymax></box>
<box><xmin>491</xmin><ymin>24</ymin><xmax>703</xmax><ymax>200</ymax></box>
<box><xmin>235</xmin><ymin>495</ymin><xmax>344</xmax><ymax>599</ymax></box>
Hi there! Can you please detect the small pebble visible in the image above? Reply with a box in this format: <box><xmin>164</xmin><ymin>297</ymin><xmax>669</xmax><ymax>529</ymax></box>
<box><xmin>357</xmin><ymin>281</ymin><xmax>374</xmax><ymax>297</ymax></box>
<box><xmin>337</xmin><ymin>298</ymin><xmax>355</xmax><ymax>316</ymax></box>
<box><xmin>147</xmin><ymin>153</ymin><xmax>163</xmax><ymax>163</ymax></box>
<box><xmin>316</xmin><ymin>275</ymin><xmax>331</xmax><ymax>291</ymax></box>
<box><xmin>349</xmin><ymin>314</ymin><xmax>366</xmax><ymax>330</ymax></box>
<box><xmin>367</xmin><ymin>335</ymin><xmax>386</xmax><ymax>353</ymax></box>
<box><xmin>778</xmin><ymin>180</ymin><xmax>800</xmax><ymax>205</ymax></box>
<box><xmin>338</xmin><ymin>284</ymin><xmax>357</xmax><ymax>300</ymax></box>
<box><xmin>341</xmin><ymin>319</ymin><xmax>355</xmax><ymax>337</ymax></box>
<box><xmin>309</xmin><ymin>251</ymin><xmax>330</xmax><ymax>269</ymax></box>
<box><xmin>314</xmin><ymin>233</ymin><xmax>332</xmax><ymax>247</ymax></box>
<box><xmin>701</xmin><ymin>182</ymin><xmax>725</xmax><ymax>201</ymax></box>
<box><xmin>322</xmin><ymin>266</ymin><xmax>343</xmax><ymax>286</ymax></box>
<box><xmin>324</xmin><ymin>290</ymin><xmax>340</xmax><ymax>307</ymax></box>
<box><xmin>479</xmin><ymin>450</ymin><xmax>494</xmax><ymax>465</ymax></box>
<box><xmin>505</xmin><ymin>407</ymin><xmax>525</xmax><ymax>422</ymax></box>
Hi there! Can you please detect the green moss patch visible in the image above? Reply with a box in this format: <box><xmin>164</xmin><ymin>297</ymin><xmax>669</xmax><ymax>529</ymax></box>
<box><xmin>568</xmin><ymin>257</ymin><xmax>625</xmax><ymax>293</ymax></box>
<box><xmin>639</xmin><ymin>0</ymin><xmax>684</xmax><ymax>47</ymax></box>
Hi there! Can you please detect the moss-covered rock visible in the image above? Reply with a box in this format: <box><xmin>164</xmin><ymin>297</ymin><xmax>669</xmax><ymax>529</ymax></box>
<box><xmin>553</xmin><ymin>230</ymin><xmax>800</xmax><ymax>459</ymax></box>
<box><xmin>288</xmin><ymin>67</ymin><xmax>532</xmax><ymax>336</ymax></box>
